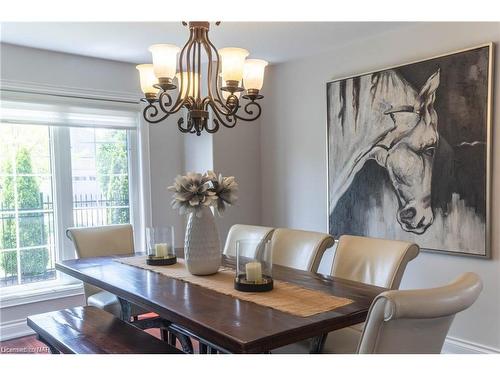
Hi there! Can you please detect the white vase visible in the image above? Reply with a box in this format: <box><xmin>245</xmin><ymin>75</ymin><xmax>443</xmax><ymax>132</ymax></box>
<box><xmin>184</xmin><ymin>207</ymin><xmax>221</xmax><ymax>275</ymax></box>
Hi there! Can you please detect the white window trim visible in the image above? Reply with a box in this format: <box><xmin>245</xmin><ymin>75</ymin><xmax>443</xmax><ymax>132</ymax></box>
<box><xmin>0</xmin><ymin>80</ymin><xmax>152</xmax><ymax>307</ymax></box>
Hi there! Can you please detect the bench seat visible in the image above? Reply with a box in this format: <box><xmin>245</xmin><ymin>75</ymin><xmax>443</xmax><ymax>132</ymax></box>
<box><xmin>27</xmin><ymin>306</ymin><xmax>183</xmax><ymax>354</ymax></box>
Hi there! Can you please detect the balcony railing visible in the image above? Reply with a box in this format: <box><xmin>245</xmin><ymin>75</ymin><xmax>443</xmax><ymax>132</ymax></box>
<box><xmin>0</xmin><ymin>193</ymin><xmax>129</xmax><ymax>287</ymax></box>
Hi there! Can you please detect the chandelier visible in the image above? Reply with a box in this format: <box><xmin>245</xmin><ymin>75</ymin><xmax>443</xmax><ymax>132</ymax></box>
<box><xmin>136</xmin><ymin>21</ymin><xmax>268</xmax><ymax>136</ymax></box>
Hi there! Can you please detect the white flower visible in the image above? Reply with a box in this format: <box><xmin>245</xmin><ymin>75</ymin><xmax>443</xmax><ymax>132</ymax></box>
<box><xmin>168</xmin><ymin>171</ymin><xmax>238</xmax><ymax>217</ymax></box>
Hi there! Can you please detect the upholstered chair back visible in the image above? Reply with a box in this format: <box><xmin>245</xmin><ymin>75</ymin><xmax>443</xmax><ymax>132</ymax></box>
<box><xmin>223</xmin><ymin>224</ymin><xmax>275</xmax><ymax>257</ymax></box>
<box><xmin>66</xmin><ymin>224</ymin><xmax>135</xmax><ymax>298</ymax></box>
<box><xmin>358</xmin><ymin>273</ymin><xmax>482</xmax><ymax>354</ymax></box>
<box><xmin>331</xmin><ymin>235</ymin><xmax>420</xmax><ymax>289</ymax></box>
<box><xmin>270</xmin><ymin>228</ymin><xmax>334</xmax><ymax>272</ymax></box>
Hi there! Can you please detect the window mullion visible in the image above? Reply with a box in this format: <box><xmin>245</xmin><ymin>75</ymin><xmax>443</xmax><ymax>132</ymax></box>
<box><xmin>51</xmin><ymin>126</ymin><xmax>75</xmax><ymax>262</ymax></box>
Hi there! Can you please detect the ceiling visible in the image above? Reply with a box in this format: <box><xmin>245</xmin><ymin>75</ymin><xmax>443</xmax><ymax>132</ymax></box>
<box><xmin>0</xmin><ymin>22</ymin><xmax>411</xmax><ymax>64</ymax></box>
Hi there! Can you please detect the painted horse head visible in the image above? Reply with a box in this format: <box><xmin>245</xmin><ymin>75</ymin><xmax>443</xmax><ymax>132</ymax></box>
<box><xmin>370</xmin><ymin>69</ymin><xmax>440</xmax><ymax>234</ymax></box>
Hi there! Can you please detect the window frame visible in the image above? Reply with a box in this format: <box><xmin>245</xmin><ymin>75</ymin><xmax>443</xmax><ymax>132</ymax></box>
<box><xmin>0</xmin><ymin>89</ymin><xmax>147</xmax><ymax>301</ymax></box>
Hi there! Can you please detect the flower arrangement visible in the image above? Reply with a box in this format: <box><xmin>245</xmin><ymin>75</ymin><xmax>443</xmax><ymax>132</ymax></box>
<box><xmin>168</xmin><ymin>171</ymin><xmax>238</xmax><ymax>217</ymax></box>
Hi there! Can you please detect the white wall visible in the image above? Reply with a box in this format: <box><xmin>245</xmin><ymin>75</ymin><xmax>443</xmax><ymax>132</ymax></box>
<box><xmin>213</xmin><ymin>119</ymin><xmax>262</xmax><ymax>242</ymax></box>
<box><xmin>149</xmin><ymin>114</ymin><xmax>186</xmax><ymax>247</ymax></box>
<box><xmin>260</xmin><ymin>22</ymin><xmax>500</xmax><ymax>352</ymax></box>
<box><xmin>0</xmin><ymin>43</ymin><xmax>185</xmax><ymax>338</ymax></box>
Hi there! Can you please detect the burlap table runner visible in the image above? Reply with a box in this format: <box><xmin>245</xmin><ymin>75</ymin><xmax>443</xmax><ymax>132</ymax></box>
<box><xmin>114</xmin><ymin>256</ymin><xmax>352</xmax><ymax>317</ymax></box>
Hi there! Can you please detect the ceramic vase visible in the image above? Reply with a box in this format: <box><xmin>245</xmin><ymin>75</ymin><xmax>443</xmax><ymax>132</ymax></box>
<box><xmin>184</xmin><ymin>207</ymin><xmax>221</xmax><ymax>275</ymax></box>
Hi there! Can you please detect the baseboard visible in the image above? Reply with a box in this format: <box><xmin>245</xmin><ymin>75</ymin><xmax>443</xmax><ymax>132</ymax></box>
<box><xmin>442</xmin><ymin>336</ymin><xmax>500</xmax><ymax>354</ymax></box>
<box><xmin>0</xmin><ymin>318</ymin><xmax>34</xmax><ymax>341</ymax></box>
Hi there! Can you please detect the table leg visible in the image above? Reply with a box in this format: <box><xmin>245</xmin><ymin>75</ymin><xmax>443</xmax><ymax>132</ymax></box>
<box><xmin>199</xmin><ymin>343</ymin><xmax>208</xmax><ymax>354</ymax></box>
<box><xmin>309</xmin><ymin>333</ymin><xmax>327</xmax><ymax>354</ymax></box>
<box><xmin>117</xmin><ymin>297</ymin><xmax>132</xmax><ymax>322</ymax></box>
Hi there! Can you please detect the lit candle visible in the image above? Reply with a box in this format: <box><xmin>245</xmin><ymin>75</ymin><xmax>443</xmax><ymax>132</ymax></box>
<box><xmin>155</xmin><ymin>243</ymin><xmax>168</xmax><ymax>258</ymax></box>
<box><xmin>245</xmin><ymin>262</ymin><xmax>262</xmax><ymax>283</ymax></box>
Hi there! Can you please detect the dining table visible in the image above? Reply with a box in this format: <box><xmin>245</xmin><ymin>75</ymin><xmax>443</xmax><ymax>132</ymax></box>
<box><xmin>55</xmin><ymin>249</ymin><xmax>386</xmax><ymax>354</ymax></box>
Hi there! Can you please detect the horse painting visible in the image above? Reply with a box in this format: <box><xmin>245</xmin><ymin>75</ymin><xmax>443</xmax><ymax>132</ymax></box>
<box><xmin>327</xmin><ymin>44</ymin><xmax>491</xmax><ymax>257</ymax></box>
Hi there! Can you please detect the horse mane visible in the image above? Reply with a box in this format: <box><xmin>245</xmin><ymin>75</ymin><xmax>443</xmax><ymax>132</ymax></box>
<box><xmin>328</xmin><ymin>70</ymin><xmax>418</xmax><ymax>214</ymax></box>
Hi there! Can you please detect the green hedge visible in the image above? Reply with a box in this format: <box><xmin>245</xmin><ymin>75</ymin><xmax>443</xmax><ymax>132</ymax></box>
<box><xmin>0</xmin><ymin>248</ymin><xmax>49</xmax><ymax>276</ymax></box>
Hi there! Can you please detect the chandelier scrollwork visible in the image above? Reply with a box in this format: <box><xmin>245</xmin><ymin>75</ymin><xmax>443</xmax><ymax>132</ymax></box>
<box><xmin>137</xmin><ymin>22</ymin><xmax>267</xmax><ymax>136</ymax></box>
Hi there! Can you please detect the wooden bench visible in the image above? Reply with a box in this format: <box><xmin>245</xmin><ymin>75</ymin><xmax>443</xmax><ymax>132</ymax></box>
<box><xmin>27</xmin><ymin>306</ymin><xmax>183</xmax><ymax>354</ymax></box>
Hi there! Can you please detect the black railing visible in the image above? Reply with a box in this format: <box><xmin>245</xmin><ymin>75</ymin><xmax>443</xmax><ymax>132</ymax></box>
<box><xmin>0</xmin><ymin>193</ymin><xmax>129</xmax><ymax>287</ymax></box>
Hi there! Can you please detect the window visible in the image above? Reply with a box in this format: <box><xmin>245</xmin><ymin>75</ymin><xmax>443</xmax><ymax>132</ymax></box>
<box><xmin>0</xmin><ymin>125</ymin><xmax>56</xmax><ymax>287</ymax></box>
<box><xmin>0</xmin><ymin>92</ymin><xmax>143</xmax><ymax>293</ymax></box>
<box><xmin>70</xmin><ymin>128</ymin><xmax>130</xmax><ymax>227</ymax></box>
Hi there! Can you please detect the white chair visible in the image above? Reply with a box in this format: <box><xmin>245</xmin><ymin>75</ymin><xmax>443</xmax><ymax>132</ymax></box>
<box><xmin>270</xmin><ymin>228</ymin><xmax>334</xmax><ymax>272</ymax></box>
<box><xmin>323</xmin><ymin>234</ymin><xmax>421</xmax><ymax>352</ymax></box>
<box><xmin>330</xmin><ymin>235</ymin><xmax>420</xmax><ymax>289</ymax></box>
<box><xmin>274</xmin><ymin>234</ymin><xmax>419</xmax><ymax>353</ymax></box>
<box><xmin>276</xmin><ymin>273</ymin><xmax>481</xmax><ymax>354</ymax></box>
<box><xmin>223</xmin><ymin>224</ymin><xmax>275</xmax><ymax>257</ymax></box>
<box><xmin>357</xmin><ymin>273</ymin><xmax>482</xmax><ymax>353</ymax></box>
<box><xmin>66</xmin><ymin>224</ymin><xmax>148</xmax><ymax>319</ymax></box>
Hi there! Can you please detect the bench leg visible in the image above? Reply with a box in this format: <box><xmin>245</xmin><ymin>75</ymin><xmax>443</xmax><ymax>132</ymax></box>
<box><xmin>36</xmin><ymin>335</ymin><xmax>60</xmax><ymax>354</ymax></box>
<box><xmin>309</xmin><ymin>333</ymin><xmax>327</xmax><ymax>354</ymax></box>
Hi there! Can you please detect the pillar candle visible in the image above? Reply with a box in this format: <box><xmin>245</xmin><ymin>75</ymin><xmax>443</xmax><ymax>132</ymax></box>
<box><xmin>245</xmin><ymin>262</ymin><xmax>262</xmax><ymax>283</ymax></box>
<box><xmin>155</xmin><ymin>243</ymin><xmax>168</xmax><ymax>258</ymax></box>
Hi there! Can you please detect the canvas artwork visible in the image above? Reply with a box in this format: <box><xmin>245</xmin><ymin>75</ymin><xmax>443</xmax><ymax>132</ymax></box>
<box><xmin>327</xmin><ymin>44</ymin><xmax>493</xmax><ymax>257</ymax></box>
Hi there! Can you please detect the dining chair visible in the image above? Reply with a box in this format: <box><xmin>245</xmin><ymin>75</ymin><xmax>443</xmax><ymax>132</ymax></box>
<box><xmin>355</xmin><ymin>272</ymin><xmax>483</xmax><ymax>353</ymax></box>
<box><xmin>274</xmin><ymin>234</ymin><xmax>419</xmax><ymax>353</ymax></box>
<box><xmin>330</xmin><ymin>234</ymin><xmax>420</xmax><ymax>289</ymax></box>
<box><xmin>270</xmin><ymin>228</ymin><xmax>335</xmax><ymax>272</ymax></box>
<box><xmin>275</xmin><ymin>272</ymin><xmax>482</xmax><ymax>354</ymax></box>
<box><xmin>323</xmin><ymin>234</ymin><xmax>421</xmax><ymax>352</ymax></box>
<box><xmin>66</xmin><ymin>224</ymin><xmax>148</xmax><ymax>320</ymax></box>
<box><xmin>223</xmin><ymin>224</ymin><xmax>275</xmax><ymax>257</ymax></box>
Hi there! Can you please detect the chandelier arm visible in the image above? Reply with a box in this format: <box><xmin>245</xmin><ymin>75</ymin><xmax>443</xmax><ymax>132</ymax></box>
<box><xmin>157</xmin><ymin>91</ymin><xmax>173</xmax><ymax>113</ymax></box>
<box><xmin>177</xmin><ymin>117</ymin><xmax>195</xmax><ymax>133</ymax></box>
<box><xmin>167</xmin><ymin>28</ymin><xmax>195</xmax><ymax>114</ymax></box>
<box><xmin>191</xmin><ymin>36</ymin><xmax>196</xmax><ymax>104</ymax></box>
<box><xmin>236</xmin><ymin>100</ymin><xmax>262</xmax><ymax>121</ymax></box>
<box><xmin>205</xmin><ymin>118</ymin><xmax>220</xmax><ymax>133</ymax></box>
<box><xmin>143</xmin><ymin>103</ymin><xmax>171</xmax><ymax>124</ymax></box>
<box><xmin>212</xmin><ymin>97</ymin><xmax>240</xmax><ymax>116</ymax></box>
<box><xmin>208</xmin><ymin>100</ymin><xmax>238</xmax><ymax>129</ymax></box>
<box><xmin>233</xmin><ymin>100</ymin><xmax>262</xmax><ymax>122</ymax></box>
<box><xmin>201</xmin><ymin>31</ymin><xmax>234</xmax><ymax>114</ymax></box>
<box><xmin>197</xmin><ymin>36</ymin><xmax>202</xmax><ymax>101</ymax></box>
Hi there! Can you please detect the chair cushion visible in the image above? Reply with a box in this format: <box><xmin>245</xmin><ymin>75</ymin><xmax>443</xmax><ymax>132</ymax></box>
<box><xmin>87</xmin><ymin>291</ymin><xmax>148</xmax><ymax>317</ymax></box>
<box><xmin>322</xmin><ymin>327</ymin><xmax>361</xmax><ymax>354</ymax></box>
<box><xmin>87</xmin><ymin>291</ymin><xmax>121</xmax><ymax>317</ymax></box>
<box><xmin>272</xmin><ymin>325</ymin><xmax>362</xmax><ymax>354</ymax></box>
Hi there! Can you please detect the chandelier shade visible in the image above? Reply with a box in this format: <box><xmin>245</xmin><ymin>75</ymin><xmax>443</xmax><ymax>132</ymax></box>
<box><xmin>243</xmin><ymin>59</ymin><xmax>268</xmax><ymax>91</ymax></box>
<box><xmin>148</xmin><ymin>44</ymin><xmax>181</xmax><ymax>80</ymax></box>
<box><xmin>218</xmin><ymin>47</ymin><xmax>250</xmax><ymax>83</ymax></box>
<box><xmin>137</xmin><ymin>22</ymin><xmax>267</xmax><ymax>136</ymax></box>
<box><xmin>136</xmin><ymin>64</ymin><xmax>159</xmax><ymax>97</ymax></box>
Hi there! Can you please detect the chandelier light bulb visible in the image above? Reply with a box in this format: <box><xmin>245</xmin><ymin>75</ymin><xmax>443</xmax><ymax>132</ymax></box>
<box><xmin>148</xmin><ymin>44</ymin><xmax>181</xmax><ymax>80</ymax></box>
<box><xmin>176</xmin><ymin>71</ymin><xmax>200</xmax><ymax>99</ymax></box>
<box><xmin>136</xmin><ymin>64</ymin><xmax>159</xmax><ymax>97</ymax></box>
<box><xmin>243</xmin><ymin>59</ymin><xmax>268</xmax><ymax>91</ymax></box>
<box><xmin>218</xmin><ymin>47</ymin><xmax>249</xmax><ymax>84</ymax></box>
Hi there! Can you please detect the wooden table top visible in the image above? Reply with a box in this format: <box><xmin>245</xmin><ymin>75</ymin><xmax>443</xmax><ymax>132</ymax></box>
<box><xmin>56</xmin><ymin>251</ymin><xmax>386</xmax><ymax>353</ymax></box>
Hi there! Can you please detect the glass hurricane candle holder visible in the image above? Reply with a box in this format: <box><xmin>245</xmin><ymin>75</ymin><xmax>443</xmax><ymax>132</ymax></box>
<box><xmin>234</xmin><ymin>239</ymin><xmax>273</xmax><ymax>292</ymax></box>
<box><xmin>146</xmin><ymin>226</ymin><xmax>176</xmax><ymax>266</ymax></box>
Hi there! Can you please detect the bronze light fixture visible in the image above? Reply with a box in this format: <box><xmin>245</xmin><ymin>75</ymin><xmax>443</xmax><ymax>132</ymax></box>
<box><xmin>137</xmin><ymin>22</ymin><xmax>268</xmax><ymax>136</ymax></box>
